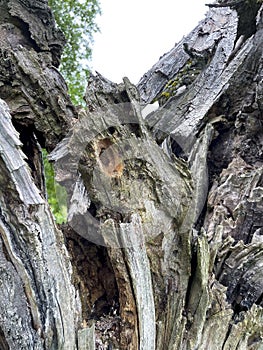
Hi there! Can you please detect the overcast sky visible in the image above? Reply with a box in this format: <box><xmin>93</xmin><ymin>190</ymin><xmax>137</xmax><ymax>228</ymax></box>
<box><xmin>90</xmin><ymin>0</ymin><xmax>208</xmax><ymax>84</ymax></box>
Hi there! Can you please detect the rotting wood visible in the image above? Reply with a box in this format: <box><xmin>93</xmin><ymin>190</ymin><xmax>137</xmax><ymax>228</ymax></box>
<box><xmin>0</xmin><ymin>0</ymin><xmax>262</xmax><ymax>349</ymax></box>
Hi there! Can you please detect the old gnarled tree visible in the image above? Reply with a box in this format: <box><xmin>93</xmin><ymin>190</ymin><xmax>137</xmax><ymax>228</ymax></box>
<box><xmin>0</xmin><ymin>0</ymin><xmax>263</xmax><ymax>349</ymax></box>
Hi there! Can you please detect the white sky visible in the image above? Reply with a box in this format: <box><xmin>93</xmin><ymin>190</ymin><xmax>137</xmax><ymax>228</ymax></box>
<box><xmin>90</xmin><ymin>0</ymin><xmax>208</xmax><ymax>84</ymax></box>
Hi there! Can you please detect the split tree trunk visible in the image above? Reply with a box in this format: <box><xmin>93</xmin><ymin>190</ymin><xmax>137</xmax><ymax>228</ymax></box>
<box><xmin>0</xmin><ymin>0</ymin><xmax>262</xmax><ymax>349</ymax></box>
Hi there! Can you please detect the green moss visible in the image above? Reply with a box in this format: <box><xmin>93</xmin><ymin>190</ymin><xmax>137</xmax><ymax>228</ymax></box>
<box><xmin>156</xmin><ymin>57</ymin><xmax>206</xmax><ymax>105</ymax></box>
<box><xmin>161</xmin><ymin>91</ymin><xmax>171</xmax><ymax>98</ymax></box>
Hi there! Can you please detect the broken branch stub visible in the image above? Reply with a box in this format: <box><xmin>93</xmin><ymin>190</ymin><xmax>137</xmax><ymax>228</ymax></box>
<box><xmin>50</xmin><ymin>75</ymin><xmax>192</xmax><ymax>248</ymax></box>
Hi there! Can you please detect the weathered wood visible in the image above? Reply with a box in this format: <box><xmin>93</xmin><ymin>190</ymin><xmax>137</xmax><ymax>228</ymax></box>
<box><xmin>139</xmin><ymin>2</ymin><xmax>262</xmax><ymax>154</ymax></box>
<box><xmin>0</xmin><ymin>0</ymin><xmax>76</xmax><ymax>151</ymax></box>
<box><xmin>51</xmin><ymin>74</ymin><xmax>193</xmax><ymax>348</ymax></box>
<box><xmin>78</xmin><ymin>325</ymin><xmax>95</xmax><ymax>350</ymax></box>
<box><xmin>0</xmin><ymin>99</ymin><xmax>80</xmax><ymax>349</ymax></box>
<box><xmin>119</xmin><ymin>215</ymin><xmax>156</xmax><ymax>350</ymax></box>
<box><xmin>0</xmin><ymin>0</ymin><xmax>263</xmax><ymax>349</ymax></box>
<box><xmin>137</xmin><ymin>6</ymin><xmax>237</xmax><ymax>105</ymax></box>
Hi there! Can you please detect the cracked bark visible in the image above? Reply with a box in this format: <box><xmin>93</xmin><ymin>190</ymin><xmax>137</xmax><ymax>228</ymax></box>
<box><xmin>0</xmin><ymin>0</ymin><xmax>262</xmax><ymax>349</ymax></box>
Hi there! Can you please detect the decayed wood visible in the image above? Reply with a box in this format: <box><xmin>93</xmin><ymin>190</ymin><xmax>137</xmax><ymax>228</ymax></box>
<box><xmin>118</xmin><ymin>215</ymin><xmax>156</xmax><ymax>350</ymax></box>
<box><xmin>0</xmin><ymin>1</ymin><xmax>83</xmax><ymax>348</ymax></box>
<box><xmin>139</xmin><ymin>2</ymin><xmax>262</xmax><ymax>153</ymax></box>
<box><xmin>137</xmin><ymin>6</ymin><xmax>238</xmax><ymax>105</ymax></box>
<box><xmin>0</xmin><ymin>0</ymin><xmax>263</xmax><ymax>349</ymax></box>
<box><xmin>51</xmin><ymin>74</ymin><xmax>193</xmax><ymax>348</ymax></box>
<box><xmin>0</xmin><ymin>0</ymin><xmax>75</xmax><ymax>151</ymax></box>
<box><xmin>0</xmin><ymin>100</ymin><xmax>80</xmax><ymax>349</ymax></box>
<box><xmin>78</xmin><ymin>325</ymin><xmax>95</xmax><ymax>350</ymax></box>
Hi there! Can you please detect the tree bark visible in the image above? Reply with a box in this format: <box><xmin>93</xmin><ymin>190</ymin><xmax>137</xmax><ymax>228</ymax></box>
<box><xmin>0</xmin><ymin>0</ymin><xmax>262</xmax><ymax>349</ymax></box>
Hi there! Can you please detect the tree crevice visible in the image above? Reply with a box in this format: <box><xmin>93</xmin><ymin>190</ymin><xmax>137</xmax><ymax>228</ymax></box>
<box><xmin>0</xmin><ymin>0</ymin><xmax>262</xmax><ymax>349</ymax></box>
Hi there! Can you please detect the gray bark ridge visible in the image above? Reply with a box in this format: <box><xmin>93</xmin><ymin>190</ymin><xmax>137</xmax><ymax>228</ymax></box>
<box><xmin>0</xmin><ymin>0</ymin><xmax>76</xmax><ymax>150</ymax></box>
<box><xmin>0</xmin><ymin>99</ymin><xmax>81</xmax><ymax>349</ymax></box>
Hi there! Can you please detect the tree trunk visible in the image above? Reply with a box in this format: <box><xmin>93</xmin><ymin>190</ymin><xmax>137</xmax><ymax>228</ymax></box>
<box><xmin>0</xmin><ymin>0</ymin><xmax>262</xmax><ymax>349</ymax></box>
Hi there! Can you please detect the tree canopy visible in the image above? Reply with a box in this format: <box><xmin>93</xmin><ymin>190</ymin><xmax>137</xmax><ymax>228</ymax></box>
<box><xmin>48</xmin><ymin>0</ymin><xmax>101</xmax><ymax>104</ymax></box>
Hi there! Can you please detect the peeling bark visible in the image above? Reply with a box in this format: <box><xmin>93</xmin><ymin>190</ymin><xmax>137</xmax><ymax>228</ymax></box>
<box><xmin>0</xmin><ymin>0</ymin><xmax>262</xmax><ymax>349</ymax></box>
<box><xmin>0</xmin><ymin>100</ymin><xmax>80</xmax><ymax>349</ymax></box>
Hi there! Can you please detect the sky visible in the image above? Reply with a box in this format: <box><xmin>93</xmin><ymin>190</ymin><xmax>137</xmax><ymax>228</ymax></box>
<box><xmin>90</xmin><ymin>0</ymin><xmax>208</xmax><ymax>84</ymax></box>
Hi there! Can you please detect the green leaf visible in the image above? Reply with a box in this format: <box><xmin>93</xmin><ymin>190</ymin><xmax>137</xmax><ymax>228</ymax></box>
<box><xmin>48</xmin><ymin>0</ymin><xmax>101</xmax><ymax>104</ymax></box>
<box><xmin>42</xmin><ymin>149</ymin><xmax>68</xmax><ymax>224</ymax></box>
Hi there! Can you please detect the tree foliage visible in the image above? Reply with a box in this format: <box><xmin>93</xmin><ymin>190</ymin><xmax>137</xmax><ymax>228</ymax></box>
<box><xmin>43</xmin><ymin>149</ymin><xmax>67</xmax><ymax>223</ymax></box>
<box><xmin>48</xmin><ymin>0</ymin><xmax>101</xmax><ymax>104</ymax></box>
